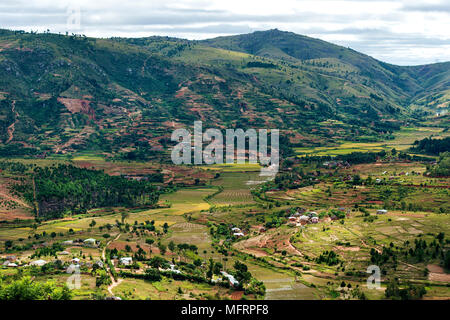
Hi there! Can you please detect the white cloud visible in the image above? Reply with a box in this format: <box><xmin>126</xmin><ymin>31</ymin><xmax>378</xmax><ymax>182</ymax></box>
<box><xmin>0</xmin><ymin>0</ymin><xmax>449</xmax><ymax>65</ymax></box>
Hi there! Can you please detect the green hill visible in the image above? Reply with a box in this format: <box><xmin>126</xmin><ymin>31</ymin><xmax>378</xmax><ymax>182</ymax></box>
<box><xmin>0</xmin><ymin>29</ymin><xmax>448</xmax><ymax>158</ymax></box>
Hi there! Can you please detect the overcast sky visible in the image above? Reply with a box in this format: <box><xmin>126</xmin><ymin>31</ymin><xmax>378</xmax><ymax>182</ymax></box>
<box><xmin>1</xmin><ymin>0</ymin><xmax>449</xmax><ymax>65</ymax></box>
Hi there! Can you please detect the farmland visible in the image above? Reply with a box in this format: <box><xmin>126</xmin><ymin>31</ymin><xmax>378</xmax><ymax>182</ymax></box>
<box><xmin>0</xmin><ymin>124</ymin><xmax>449</xmax><ymax>301</ymax></box>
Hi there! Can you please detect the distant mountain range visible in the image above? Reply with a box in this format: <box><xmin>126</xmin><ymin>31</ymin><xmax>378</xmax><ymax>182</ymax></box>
<box><xmin>0</xmin><ymin>28</ymin><xmax>448</xmax><ymax>157</ymax></box>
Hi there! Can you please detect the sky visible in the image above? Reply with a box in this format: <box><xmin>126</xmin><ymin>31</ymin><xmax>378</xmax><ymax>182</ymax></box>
<box><xmin>0</xmin><ymin>0</ymin><xmax>449</xmax><ymax>65</ymax></box>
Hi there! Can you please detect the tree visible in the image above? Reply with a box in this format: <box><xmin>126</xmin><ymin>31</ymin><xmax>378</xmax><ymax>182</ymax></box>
<box><xmin>168</xmin><ymin>241</ymin><xmax>175</xmax><ymax>252</ymax></box>
<box><xmin>0</xmin><ymin>276</ymin><xmax>72</xmax><ymax>300</ymax></box>
<box><xmin>121</xmin><ymin>212</ymin><xmax>129</xmax><ymax>224</ymax></box>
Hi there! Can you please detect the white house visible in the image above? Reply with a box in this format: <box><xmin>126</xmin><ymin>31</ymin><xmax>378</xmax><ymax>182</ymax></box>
<box><xmin>377</xmin><ymin>209</ymin><xmax>388</xmax><ymax>215</ymax></box>
<box><xmin>311</xmin><ymin>216</ymin><xmax>319</xmax><ymax>223</ymax></box>
<box><xmin>30</xmin><ymin>259</ymin><xmax>47</xmax><ymax>267</ymax></box>
<box><xmin>231</xmin><ymin>227</ymin><xmax>241</xmax><ymax>232</ymax></box>
<box><xmin>62</xmin><ymin>240</ymin><xmax>74</xmax><ymax>246</ymax></box>
<box><xmin>300</xmin><ymin>215</ymin><xmax>310</xmax><ymax>221</ymax></box>
<box><xmin>84</xmin><ymin>238</ymin><xmax>97</xmax><ymax>246</ymax></box>
<box><xmin>221</xmin><ymin>271</ymin><xmax>239</xmax><ymax>286</ymax></box>
<box><xmin>119</xmin><ymin>257</ymin><xmax>133</xmax><ymax>266</ymax></box>
<box><xmin>233</xmin><ymin>232</ymin><xmax>245</xmax><ymax>237</ymax></box>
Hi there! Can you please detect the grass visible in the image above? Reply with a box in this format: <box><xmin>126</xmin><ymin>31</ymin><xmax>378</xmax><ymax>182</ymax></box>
<box><xmin>294</xmin><ymin>126</ymin><xmax>449</xmax><ymax>157</ymax></box>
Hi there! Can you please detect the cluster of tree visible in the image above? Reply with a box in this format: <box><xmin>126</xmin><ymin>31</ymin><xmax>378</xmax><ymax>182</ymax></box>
<box><xmin>23</xmin><ymin>164</ymin><xmax>160</xmax><ymax>218</ymax></box>
<box><xmin>385</xmin><ymin>278</ymin><xmax>426</xmax><ymax>300</ymax></box>
<box><xmin>370</xmin><ymin>233</ymin><xmax>448</xmax><ymax>269</ymax></box>
<box><xmin>245</xmin><ymin>61</ymin><xmax>278</xmax><ymax>69</ymax></box>
<box><xmin>411</xmin><ymin>137</ymin><xmax>450</xmax><ymax>155</ymax></box>
<box><xmin>30</xmin><ymin>243</ymin><xmax>64</xmax><ymax>259</ymax></box>
<box><xmin>0</xmin><ymin>276</ymin><xmax>72</xmax><ymax>300</ymax></box>
<box><xmin>315</xmin><ymin>250</ymin><xmax>340</xmax><ymax>266</ymax></box>
<box><xmin>428</xmin><ymin>152</ymin><xmax>450</xmax><ymax>177</ymax></box>
<box><xmin>0</xmin><ymin>144</ymin><xmax>39</xmax><ymax>157</ymax></box>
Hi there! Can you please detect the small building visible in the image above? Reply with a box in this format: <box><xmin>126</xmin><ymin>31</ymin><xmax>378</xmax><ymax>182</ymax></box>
<box><xmin>233</xmin><ymin>232</ymin><xmax>245</xmax><ymax>237</ymax></box>
<box><xmin>259</xmin><ymin>227</ymin><xmax>266</xmax><ymax>233</ymax></box>
<box><xmin>30</xmin><ymin>259</ymin><xmax>47</xmax><ymax>267</ymax></box>
<box><xmin>288</xmin><ymin>216</ymin><xmax>297</xmax><ymax>221</ymax></box>
<box><xmin>58</xmin><ymin>251</ymin><xmax>70</xmax><ymax>255</ymax></box>
<box><xmin>311</xmin><ymin>216</ymin><xmax>319</xmax><ymax>224</ymax></box>
<box><xmin>7</xmin><ymin>262</ymin><xmax>18</xmax><ymax>268</ymax></box>
<box><xmin>221</xmin><ymin>271</ymin><xmax>239</xmax><ymax>287</ymax></box>
<box><xmin>71</xmin><ymin>258</ymin><xmax>80</xmax><ymax>264</ymax></box>
<box><xmin>300</xmin><ymin>215</ymin><xmax>310</xmax><ymax>221</ymax></box>
<box><xmin>84</xmin><ymin>238</ymin><xmax>97</xmax><ymax>246</ymax></box>
<box><xmin>119</xmin><ymin>257</ymin><xmax>133</xmax><ymax>266</ymax></box>
<box><xmin>95</xmin><ymin>260</ymin><xmax>104</xmax><ymax>268</ymax></box>
<box><xmin>377</xmin><ymin>209</ymin><xmax>388</xmax><ymax>215</ymax></box>
<box><xmin>231</xmin><ymin>227</ymin><xmax>241</xmax><ymax>232</ymax></box>
<box><xmin>62</xmin><ymin>240</ymin><xmax>74</xmax><ymax>246</ymax></box>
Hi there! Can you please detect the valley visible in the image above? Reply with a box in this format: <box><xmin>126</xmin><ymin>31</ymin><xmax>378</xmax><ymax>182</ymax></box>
<box><xmin>0</xmin><ymin>28</ymin><xmax>448</xmax><ymax>301</ymax></box>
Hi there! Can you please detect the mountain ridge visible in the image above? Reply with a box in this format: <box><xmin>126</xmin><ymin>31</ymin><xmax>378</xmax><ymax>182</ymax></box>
<box><xmin>0</xmin><ymin>28</ymin><xmax>448</xmax><ymax>158</ymax></box>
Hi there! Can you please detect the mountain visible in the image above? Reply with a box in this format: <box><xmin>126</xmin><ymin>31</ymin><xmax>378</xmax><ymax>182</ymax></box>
<box><xmin>0</xmin><ymin>29</ymin><xmax>448</xmax><ymax>158</ymax></box>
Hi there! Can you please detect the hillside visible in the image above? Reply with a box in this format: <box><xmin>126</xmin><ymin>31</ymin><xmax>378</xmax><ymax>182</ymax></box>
<box><xmin>0</xmin><ymin>29</ymin><xmax>448</xmax><ymax>158</ymax></box>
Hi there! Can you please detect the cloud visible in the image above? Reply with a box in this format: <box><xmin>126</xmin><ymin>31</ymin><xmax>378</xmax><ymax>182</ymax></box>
<box><xmin>0</xmin><ymin>0</ymin><xmax>448</xmax><ymax>65</ymax></box>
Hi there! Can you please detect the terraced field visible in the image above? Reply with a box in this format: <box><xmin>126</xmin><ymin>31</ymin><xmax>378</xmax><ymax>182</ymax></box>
<box><xmin>209</xmin><ymin>172</ymin><xmax>267</xmax><ymax>206</ymax></box>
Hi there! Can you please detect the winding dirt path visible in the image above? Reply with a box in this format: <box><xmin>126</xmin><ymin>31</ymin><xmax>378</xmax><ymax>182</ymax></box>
<box><xmin>6</xmin><ymin>100</ymin><xmax>17</xmax><ymax>144</ymax></box>
<box><xmin>102</xmin><ymin>233</ymin><xmax>122</xmax><ymax>297</ymax></box>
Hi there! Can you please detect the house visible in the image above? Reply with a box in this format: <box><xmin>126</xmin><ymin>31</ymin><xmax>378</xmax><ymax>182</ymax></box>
<box><xmin>162</xmin><ymin>264</ymin><xmax>182</xmax><ymax>274</ymax></box>
<box><xmin>3</xmin><ymin>261</ymin><xmax>18</xmax><ymax>267</ymax></box>
<box><xmin>299</xmin><ymin>215</ymin><xmax>309</xmax><ymax>221</ymax></box>
<box><xmin>71</xmin><ymin>258</ymin><xmax>80</xmax><ymax>264</ymax></box>
<box><xmin>233</xmin><ymin>232</ymin><xmax>245</xmax><ymax>237</ymax></box>
<box><xmin>288</xmin><ymin>216</ymin><xmax>297</xmax><ymax>221</ymax></box>
<box><xmin>30</xmin><ymin>259</ymin><xmax>47</xmax><ymax>267</ymax></box>
<box><xmin>119</xmin><ymin>257</ymin><xmax>133</xmax><ymax>266</ymax></box>
<box><xmin>62</xmin><ymin>240</ymin><xmax>74</xmax><ymax>246</ymax></box>
<box><xmin>377</xmin><ymin>209</ymin><xmax>388</xmax><ymax>215</ymax></box>
<box><xmin>221</xmin><ymin>271</ymin><xmax>239</xmax><ymax>286</ymax></box>
<box><xmin>308</xmin><ymin>211</ymin><xmax>318</xmax><ymax>217</ymax></box>
<box><xmin>231</xmin><ymin>227</ymin><xmax>241</xmax><ymax>232</ymax></box>
<box><xmin>311</xmin><ymin>216</ymin><xmax>319</xmax><ymax>224</ymax></box>
<box><xmin>84</xmin><ymin>238</ymin><xmax>97</xmax><ymax>247</ymax></box>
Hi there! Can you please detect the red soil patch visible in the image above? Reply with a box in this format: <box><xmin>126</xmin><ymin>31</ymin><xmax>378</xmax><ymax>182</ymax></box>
<box><xmin>57</xmin><ymin>98</ymin><xmax>95</xmax><ymax>120</ymax></box>
<box><xmin>231</xmin><ymin>291</ymin><xmax>244</xmax><ymax>300</ymax></box>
